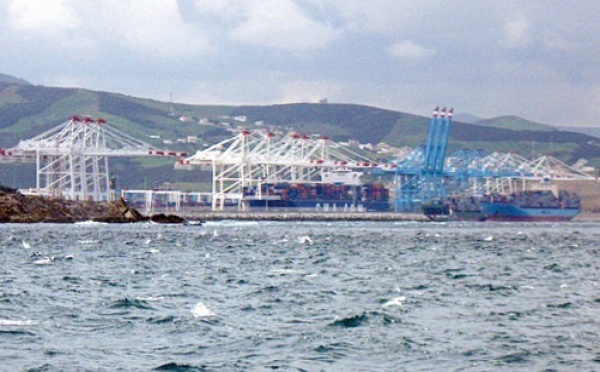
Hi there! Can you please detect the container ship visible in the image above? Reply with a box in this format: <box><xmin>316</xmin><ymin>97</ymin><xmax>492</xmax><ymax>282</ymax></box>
<box><xmin>243</xmin><ymin>182</ymin><xmax>390</xmax><ymax>212</ymax></box>
<box><xmin>425</xmin><ymin>190</ymin><xmax>581</xmax><ymax>222</ymax></box>
<box><xmin>480</xmin><ymin>190</ymin><xmax>581</xmax><ymax>222</ymax></box>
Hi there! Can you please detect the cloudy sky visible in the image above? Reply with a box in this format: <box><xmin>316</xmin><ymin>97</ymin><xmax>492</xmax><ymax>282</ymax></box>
<box><xmin>1</xmin><ymin>0</ymin><xmax>599</xmax><ymax>127</ymax></box>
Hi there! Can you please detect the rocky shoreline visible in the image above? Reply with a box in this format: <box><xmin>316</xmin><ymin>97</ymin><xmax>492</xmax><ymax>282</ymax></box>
<box><xmin>0</xmin><ymin>187</ymin><xmax>185</xmax><ymax>224</ymax></box>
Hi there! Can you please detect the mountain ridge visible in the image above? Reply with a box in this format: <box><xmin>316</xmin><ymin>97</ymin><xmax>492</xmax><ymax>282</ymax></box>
<box><xmin>0</xmin><ymin>78</ymin><xmax>598</xmax><ymax>189</ymax></box>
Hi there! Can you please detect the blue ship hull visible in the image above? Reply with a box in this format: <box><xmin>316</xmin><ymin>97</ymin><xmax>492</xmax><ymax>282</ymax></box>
<box><xmin>481</xmin><ymin>203</ymin><xmax>580</xmax><ymax>222</ymax></box>
<box><xmin>248</xmin><ymin>199</ymin><xmax>390</xmax><ymax>212</ymax></box>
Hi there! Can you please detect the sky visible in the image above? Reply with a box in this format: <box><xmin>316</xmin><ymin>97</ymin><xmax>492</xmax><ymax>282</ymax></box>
<box><xmin>1</xmin><ymin>0</ymin><xmax>599</xmax><ymax>127</ymax></box>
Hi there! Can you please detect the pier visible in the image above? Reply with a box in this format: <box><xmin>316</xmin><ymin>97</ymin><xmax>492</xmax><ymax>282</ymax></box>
<box><xmin>157</xmin><ymin>210</ymin><xmax>428</xmax><ymax>222</ymax></box>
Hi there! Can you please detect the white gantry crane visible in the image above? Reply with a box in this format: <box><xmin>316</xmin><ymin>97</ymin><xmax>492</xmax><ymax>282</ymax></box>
<box><xmin>0</xmin><ymin>116</ymin><xmax>185</xmax><ymax>201</ymax></box>
<box><xmin>176</xmin><ymin>130</ymin><xmax>391</xmax><ymax>210</ymax></box>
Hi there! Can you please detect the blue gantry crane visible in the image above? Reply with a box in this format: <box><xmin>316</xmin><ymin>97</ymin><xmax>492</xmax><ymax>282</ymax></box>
<box><xmin>394</xmin><ymin>107</ymin><xmax>453</xmax><ymax>212</ymax></box>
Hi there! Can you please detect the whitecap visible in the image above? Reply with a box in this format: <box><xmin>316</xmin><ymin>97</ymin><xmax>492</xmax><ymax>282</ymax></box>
<box><xmin>298</xmin><ymin>235</ymin><xmax>313</xmax><ymax>245</ymax></box>
<box><xmin>78</xmin><ymin>240</ymin><xmax>98</xmax><ymax>245</ymax></box>
<box><xmin>33</xmin><ymin>257</ymin><xmax>53</xmax><ymax>265</ymax></box>
<box><xmin>137</xmin><ymin>296</ymin><xmax>164</xmax><ymax>302</ymax></box>
<box><xmin>0</xmin><ymin>319</ymin><xmax>37</xmax><ymax>326</ymax></box>
<box><xmin>382</xmin><ymin>296</ymin><xmax>406</xmax><ymax>308</ymax></box>
<box><xmin>206</xmin><ymin>221</ymin><xmax>259</xmax><ymax>228</ymax></box>
<box><xmin>191</xmin><ymin>302</ymin><xmax>216</xmax><ymax>318</ymax></box>
<box><xmin>75</xmin><ymin>220</ymin><xmax>107</xmax><ymax>225</ymax></box>
<box><xmin>271</xmin><ymin>268</ymin><xmax>300</xmax><ymax>275</ymax></box>
<box><xmin>22</xmin><ymin>240</ymin><xmax>31</xmax><ymax>249</ymax></box>
<box><xmin>483</xmin><ymin>235</ymin><xmax>494</xmax><ymax>242</ymax></box>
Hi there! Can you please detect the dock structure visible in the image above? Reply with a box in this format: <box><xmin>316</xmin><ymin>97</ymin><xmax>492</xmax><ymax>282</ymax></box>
<box><xmin>153</xmin><ymin>210</ymin><xmax>428</xmax><ymax>222</ymax></box>
<box><xmin>0</xmin><ymin>116</ymin><xmax>185</xmax><ymax>201</ymax></box>
<box><xmin>1</xmin><ymin>112</ymin><xmax>596</xmax><ymax>218</ymax></box>
<box><xmin>175</xmin><ymin>130</ymin><xmax>396</xmax><ymax>211</ymax></box>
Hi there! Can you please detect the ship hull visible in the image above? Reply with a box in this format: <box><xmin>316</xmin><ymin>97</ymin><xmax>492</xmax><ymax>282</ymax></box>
<box><xmin>248</xmin><ymin>199</ymin><xmax>390</xmax><ymax>212</ymax></box>
<box><xmin>244</xmin><ymin>182</ymin><xmax>390</xmax><ymax>212</ymax></box>
<box><xmin>481</xmin><ymin>203</ymin><xmax>580</xmax><ymax>222</ymax></box>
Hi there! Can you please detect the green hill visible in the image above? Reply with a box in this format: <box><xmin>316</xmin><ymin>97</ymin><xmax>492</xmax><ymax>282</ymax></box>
<box><xmin>0</xmin><ymin>73</ymin><xmax>30</xmax><ymax>85</ymax></box>
<box><xmin>0</xmin><ymin>81</ymin><xmax>598</xmax><ymax>190</ymax></box>
<box><xmin>474</xmin><ymin>115</ymin><xmax>556</xmax><ymax>132</ymax></box>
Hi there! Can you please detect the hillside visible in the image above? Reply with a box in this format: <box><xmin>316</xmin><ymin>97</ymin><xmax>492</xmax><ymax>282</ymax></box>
<box><xmin>0</xmin><ymin>81</ymin><xmax>598</xmax><ymax>190</ymax></box>
<box><xmin>473</xmin><ymin>116</ymin><xmax>556</xmax><ymax>132</ymax></box>
<box><xmin>558</xmin><ymin>126</ymin><xmax>600</xmax><ymax>140</ymax></box>
<box><xmin>0</xmin><ymin>73</ymin><xmax>30</xmax><ymax>85</ymax></box>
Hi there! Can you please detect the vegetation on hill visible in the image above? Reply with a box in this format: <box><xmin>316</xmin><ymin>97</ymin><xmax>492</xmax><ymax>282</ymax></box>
<box><xmin>473</xmin><ymin>116</ymin><xmax>556</xmax><ymax>132</ymax></box>
<box><xmin>0</xmin><ymin>81</ymin><xmax>598</xmax><ymax>190</ymax></box>
<box><xmin>0</xmin><ymin>74</ymin><xmax>30</xmax><ymax>85</ymax></box>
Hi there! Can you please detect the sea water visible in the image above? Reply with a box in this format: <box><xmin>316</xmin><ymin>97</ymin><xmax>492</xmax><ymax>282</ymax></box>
<box><xmin>0</xmin><ymin>221</ymin><xmax>598</xmax><ymax>371</ymax></box>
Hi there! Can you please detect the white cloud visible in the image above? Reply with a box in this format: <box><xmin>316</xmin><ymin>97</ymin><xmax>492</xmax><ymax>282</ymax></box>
<box><xmin>228</xmin><ymin>0</ymin><xmax>340</xmax><ymax>52</ymax></box>
<box><xmin>502</xmin><ymin>15</ymin><xmax>532</xmax><ymax>49</ymax></box>
<box><xmin>6</xmin><ymin>0</ymin><xmax>80</xmax><ymax>32</ymax></box>
<box><xmin>90</xmin><ymin>0</ymin><xmax>211</xmax><ymax>56</ymax></box>
<box><xmin>387</xmin><ymin>40</ymin><xmax>435</xmax><ymax>62</ymax></box>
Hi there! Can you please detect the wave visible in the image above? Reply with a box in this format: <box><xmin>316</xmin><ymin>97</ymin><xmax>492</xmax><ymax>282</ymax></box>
<box><xmin>153</xmin><ymin>362</ymin><xmax>203</xmax><ymax>370</ymax></box>
<box><xmin>0</xmin><ymin>319</ymin><xmax>37</xmax><ymax>326</ymax></box>
<box><xmin>191</xmin><ymin>302</ymin><xmax>215</xmax><ymax>318</ymax></box>
<box><xmin>382</xmin><ymin>296</ymin><xmax>406</xmax><ymax>308</ymax></box>
<box><xmin>110</xmin><ymin>297</ymin><xmax>154</xmax><ymax>310</ymax></box>
<box><xmin>146</xmin><ymin>315</ymin><xmax>176</xmax><ymax>324</ymax></box>
<box><xmin>328</xmin><ymin>313</ymin><xmax>368</xmax><ymax>328</ymax></box>
<box><xmin>75</xmin><ymin>220</ymin><xmax>107</xmax><ymax>225</ymax></box>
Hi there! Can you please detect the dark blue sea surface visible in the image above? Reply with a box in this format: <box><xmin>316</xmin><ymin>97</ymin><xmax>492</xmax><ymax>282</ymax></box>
<box><xmin>0</xmin><ymin>221</ymin><xmax>598</xmax><ymax>371</ymax></box>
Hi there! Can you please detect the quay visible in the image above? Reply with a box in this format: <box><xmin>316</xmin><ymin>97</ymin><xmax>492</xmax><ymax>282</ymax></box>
<box><xmin>150</xmin><ymin>210</ymin><xmax>429</xmax><ymax>222</ymax></box>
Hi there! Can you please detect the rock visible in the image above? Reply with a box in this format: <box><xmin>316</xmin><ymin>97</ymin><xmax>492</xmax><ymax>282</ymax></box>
<box><xmin>149</xmin><ymin>213</ymin><xmax>186</xmax><ymax>224</ymax></box>
<box><xmin>92</xmin><ymin>198</ymin><xmax>148</xmax><ymax>223</ymax></box>
<box><xmin>0</xmin><ymin>188</ymin><xmax>150</xmax><ymax>224</ymax></box>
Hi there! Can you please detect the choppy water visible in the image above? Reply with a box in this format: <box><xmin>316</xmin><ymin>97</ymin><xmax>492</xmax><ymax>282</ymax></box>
<box><xmin>0</xmin><ymin>221</ymin><xmax>599</xmax><ymax>371</ymax></box>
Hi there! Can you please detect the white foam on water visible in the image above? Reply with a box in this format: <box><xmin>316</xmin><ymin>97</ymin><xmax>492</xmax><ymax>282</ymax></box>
<box><xmin>191</xmin><ymin>302</ymin><xmax>216</xmax><ymax>318</ymax></box>
<box><xmin>22</xmin><ymin>240</ymin><xmax>31</xmax><ymax>249</ymax></box>
<box><xmin>298</xmin><ymin>235</ymin><xmax>313</xmax><ymax>245</ymax></box>
<box><xmin>483</xmin><ymin>235</ymin><xmax>494</xmax><ymax>242</ymax></box>
<box><xmin>382</xmin><ymin>296</ymin><xmax>406</xmax><ymax>308</ymax></box>
<box><xmin>78</xmin><ymin>240</ymin><xmax>98</xmax><ymax>245</ymax></box>
<box><xmin>0</xmin><ymin>319</ymin><xmax>37</xmax><ymax>326</ymax></box>
<box><xmin>33</xmin><ymin>257</ymin><xmax>53</xmax><ymax>265</ymax></box>
<box><xmin>137</xmin><ymin>296</ymin><xmax>164</xmax><ymax>302</ymax></box>
<box><xmin>75</xmin><ymin>220</ymin><xmax>107</xmax><ymax>225</ymax></box>
<box><xmin>205</xmin><ymin>221</ymin><xmax>259</xmax><ymax>228</ymax></box>
<box><xmin>271</xmin><ymin>268</ymin><xmax>300</xmax><ymax>275</ymax></box>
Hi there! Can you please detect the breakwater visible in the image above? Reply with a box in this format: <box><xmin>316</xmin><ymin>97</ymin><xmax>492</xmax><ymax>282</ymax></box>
<box><xmin>168</xmin><ymin>210</ymin><xmax>428</xmax><ymax>222</ymax></box>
